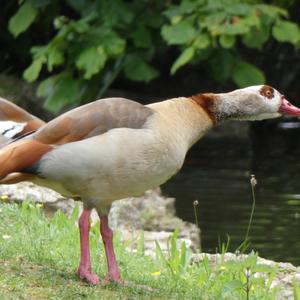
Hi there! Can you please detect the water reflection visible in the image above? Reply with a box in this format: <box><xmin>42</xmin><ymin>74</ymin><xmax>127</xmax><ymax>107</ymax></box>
<box><xmin>162</xmin><ymin>132</ymin><xmax>300</xmax><ymax>266</ymax></box>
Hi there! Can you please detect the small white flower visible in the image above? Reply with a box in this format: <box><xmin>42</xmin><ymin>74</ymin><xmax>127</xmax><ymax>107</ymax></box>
<box><xmin>2</xmin><ymin>235</ymin><xmax>11</xmax><ymax>240</ymax></box>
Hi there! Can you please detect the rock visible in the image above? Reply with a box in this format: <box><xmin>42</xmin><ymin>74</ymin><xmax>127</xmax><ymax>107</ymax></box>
<box><xmin>109</xmin><ymin>188</ymin><xmax>200</xmax><ymax>250</ymax></box>
<box><xmin>0</xmin><ymin>182</ymin><xmax>65</xmax><ymax>204</ymax></box>
<box><xmin>119</xmin><ymin>229</ymin><xmax>193</xmax><ymax>257</ymax></box>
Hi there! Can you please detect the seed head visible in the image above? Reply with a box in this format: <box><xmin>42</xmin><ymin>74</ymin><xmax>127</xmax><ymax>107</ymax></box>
<box><xmin>250</xmin><ymin>174</ymin><xmax>257</xmax><ymax>187</ymax></box>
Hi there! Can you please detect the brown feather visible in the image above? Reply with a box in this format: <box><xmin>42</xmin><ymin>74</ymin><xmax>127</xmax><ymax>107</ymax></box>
<box><xmin>0</xmin><ymin>97</ymin><xmax>44</xmax><ymax>123</ymax></box>
<box><xmin>33</xmin><ymin>98</ymin><xmax>153</xmax><ymax>145</ymax></box>
<box><xmin>0</xmin><ymin>139</ymin><xmax>52</xmax><ymax>178</ymax></box>
<box><xmin>190</xmin><ymin>93</ymin><xmax>217</xmax><ymax>124</ymax></box>
<box><xmin>0</xmin><ymin>173</ymin><xmax>35</xmax><ymax>184</ymax></box>
<box><xmin>22</xmin><ymin>119</ymin><xmax>45</xmax><ymax>133</ymax></box>
<box><xmin>0</xmin><ymin>97</ymin><xmax>45</xmax><ymax>136</ymax></box>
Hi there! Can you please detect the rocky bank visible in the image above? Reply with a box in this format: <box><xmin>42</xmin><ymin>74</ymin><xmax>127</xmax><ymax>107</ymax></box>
<box><xmin>0</xmin><ymin>182</ymin><xmax>299</xmax><ymax>299</ymax></box>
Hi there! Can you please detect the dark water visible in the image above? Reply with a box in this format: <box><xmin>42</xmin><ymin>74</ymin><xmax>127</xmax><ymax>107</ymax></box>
<box><xmin>162</xmin><ymin>126</ymin><xmax>300</xmax><ymax>266</ymax></box>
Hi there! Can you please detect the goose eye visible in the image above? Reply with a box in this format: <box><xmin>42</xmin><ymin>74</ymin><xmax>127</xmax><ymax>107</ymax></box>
<box><xmin>259</xmin><ymin>85</ymin><xmax>274</xmax><ymax>99</ymax></box>
<box><xmin>266</xmin><ymin>90</ymin><xmax>272</xmax><ymax>98</ymax></box>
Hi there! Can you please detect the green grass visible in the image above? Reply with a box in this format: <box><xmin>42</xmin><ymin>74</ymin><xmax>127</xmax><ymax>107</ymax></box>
<box><xmin>0</xmin><ymin>201</ymin><xmax>284</xmax><ymax>299</ymax></box>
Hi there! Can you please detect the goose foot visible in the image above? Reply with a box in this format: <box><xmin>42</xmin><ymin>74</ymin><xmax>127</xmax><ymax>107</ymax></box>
<box><xmin>77</xmin><ymin>268</ymin><xmax>99</xmax><ymax>285</ymax></box>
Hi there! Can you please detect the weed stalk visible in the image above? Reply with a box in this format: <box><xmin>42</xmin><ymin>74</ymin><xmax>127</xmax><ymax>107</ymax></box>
<box><xmin>193</xmin><ymin>200</ymin><xmax>202</xmax><ymax>251</ymax></box>
<box><xmin>238</xmin><ymin>174</ymin><xmax>257</xmax><ymax>252</ymax></box>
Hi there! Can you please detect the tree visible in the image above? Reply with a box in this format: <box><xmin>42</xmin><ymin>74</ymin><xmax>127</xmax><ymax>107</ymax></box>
<box><xmin>5</xmin><ymin>0</ymin><xmax>300</xmax><ymax>112</ymax></box>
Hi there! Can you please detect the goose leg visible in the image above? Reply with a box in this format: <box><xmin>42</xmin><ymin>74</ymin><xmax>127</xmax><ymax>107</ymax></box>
<box><xmin>100</xmin><ymin>215</ymin><xmax>121</xmax><ymax>282</ymax></box>
<box><xmin>77</xmin><ymin>209</ymin><xmax>99</xmax><ymax>284</ymax></box>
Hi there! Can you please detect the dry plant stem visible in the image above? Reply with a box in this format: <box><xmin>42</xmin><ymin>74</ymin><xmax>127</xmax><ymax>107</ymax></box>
<box><xmin>193</xmin><ymin>200</ymin><xmax>199</xmax><ymax>228</ymax></box>
<box><xmin>245</xmin><ymin>175</ymin><xmax>257</xmax><ymax>244</ymax></box>
<box><xmin>193</xmin><ymin>200</ymin><xmax>202</xmax><ymax>252</ymax></box>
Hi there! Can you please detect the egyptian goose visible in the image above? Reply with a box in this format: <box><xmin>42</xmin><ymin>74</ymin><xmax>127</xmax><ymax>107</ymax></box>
<box><xmin>0</xmin><ymin>97</ymin><xmax>45</xmax><ymax>146</ymax></box>
<box><xmin>0</xmin><ymin>85</ymin><xmax>299</xmax><ymax>284</ymax></box>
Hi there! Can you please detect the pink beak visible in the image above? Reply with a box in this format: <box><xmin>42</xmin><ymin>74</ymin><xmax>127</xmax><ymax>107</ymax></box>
<box><xmin>279</xmin><ymin>97</ymin><xmax>300</xmax><ymax>116</ymax></box>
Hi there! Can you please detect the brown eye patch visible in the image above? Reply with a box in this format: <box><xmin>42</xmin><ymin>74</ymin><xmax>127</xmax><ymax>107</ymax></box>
<box><xmin>260</xmin><ymin>85</ymin><xmax>274</xmax><ymax>99</ymax></box>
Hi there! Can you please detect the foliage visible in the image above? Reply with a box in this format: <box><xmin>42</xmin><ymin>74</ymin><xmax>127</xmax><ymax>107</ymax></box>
<box><xmin>7</xmin><ymin>0</ymin><xmax>300</xmax><ymax>112</ymax></box>
<box><xmin>0</xmin><ymin>201</ymin><xmax>282</xmax><ymax>299</ymax></box>
<box><xmin>155</xmin><ymin>229</ymin><xmax>193</xmax><ymax>278</ymax></box>
<box><xmin>162</xmin><ymin>0</ymin><xmax>300</xmax><ymax>85</ymax></box>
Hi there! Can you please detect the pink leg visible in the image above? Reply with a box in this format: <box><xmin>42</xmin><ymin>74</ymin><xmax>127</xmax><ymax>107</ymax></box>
<box><xmin>76</xmin><ymin>209</ymin><xmax>99</xmax><ymax>284</ymax></box>
<box><xmin>100</xmin><ymin>215</ymin><xmax>121</xmax><ymax>282</ymax></box>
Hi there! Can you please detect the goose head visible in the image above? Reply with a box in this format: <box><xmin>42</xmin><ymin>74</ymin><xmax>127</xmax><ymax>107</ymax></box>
<box><xmin>211</xmin><ymin>85</ymin><xmax>300</xmax><ymax>122</ymax></box>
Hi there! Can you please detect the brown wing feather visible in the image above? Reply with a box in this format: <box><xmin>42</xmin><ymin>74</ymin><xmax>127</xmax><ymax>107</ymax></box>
<box><xmin>0</xmin><ymin>139</ymin><xmax>52</xmax><ymax>178</ymax></box>
<box><xmin>0</xmin><ymin>97</ymin><xmax>45</xmax><ymax>133</ymax></box>
<box><xmin>33</xmin><ymin>98</ymin><xmax>153</xmax><ymax>145</ymax></box>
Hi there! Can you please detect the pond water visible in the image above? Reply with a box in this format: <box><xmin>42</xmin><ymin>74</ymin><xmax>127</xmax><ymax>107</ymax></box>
<box><xmin>162</xmin><ymin>124</ymin><xmax>300</xmax><ymax>266</ymax></box>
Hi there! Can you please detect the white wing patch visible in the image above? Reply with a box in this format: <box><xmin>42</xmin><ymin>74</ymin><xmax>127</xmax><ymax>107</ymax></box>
<box><xmin>0</xmin><ymin>121</ymin><xmax>26</xmax><ymax>138</ymax></box>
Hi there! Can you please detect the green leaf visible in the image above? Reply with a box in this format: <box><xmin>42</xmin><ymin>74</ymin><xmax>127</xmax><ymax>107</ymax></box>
<box><xmin>37</xmin><ymin>75</ymin><xmax>58</xmax><ymax>99</ymax></box>
<box><xmin>131</xmin><ymin>27</ymin><xmax>152</xmax><ymax>49</ymax></box>
<box><xmin>227</xmin><ymin>3</ymin><xmax>252</xmax><ymax>15</ymax></box>
<box><xmin>242</xmin><ymin>21</ymin><xmax>270</xmax><ymax>48</ymax></box>
<box><xmin>103</xmin><ymin>35</ymin><xmax>126</xmax><ymax>57</ymax></box>
<box><xmin>143</xmin><ymin>11</ymin><xmax>163</xmax><ymax>28</ymax></box>
<box><xmin>252</xmin><ymin>264</ymin><xmax>276</xmax><ymax>273</ymax></box>
<box><xmin>161</xmin><ymin>21</ymin><xmax>197</xmax><ymax>45</ymax></box>
<box><xmin>155</xmin><ymin>240</ymin><xmax>170</xmax><ymax>271</ymax></box>
<box><xmin>233</xmin><ymin>60</ymin><xmax>265</xmax><ymax>87</ymax></box>
<box><xmin>171</xmin><ymin>47</ymin><xmax>195</xmax><ymax>74</ymax></box>
<box><xmin>170</xmin><ymin>229</ymin><xmax>179</xmax><ymax>261</ymax></box>
<box><xmin>219</xmin><ymin>35</ymin><xmax>236</xmax><ymax>48</ymax></box>
<box><xmin>38</xmin><ymin>73</ymin><xmax>81</xmax><ymax>112</ymax></box>
<box><xmin>164</xmin><ymin>0</ymin><xmax>198</xmax><ymax>19</ymax></box>
<box><xmin>76</xmin><ymin>46</ymin><xmax>107</xmax><ymax>79</ymax></box>
<box><xmin>100</xmin><ymin>0</ymin><xmax>134</xmax><ymax>26</ymax></box>
<box><xmin>223</xmin><ymin>280</ymin><xmax>244</xmax><ymax>294</ymax></box>
<box><xmin>193</xmin><ymin>33</ymin><xmax>210</xmax><ymax>49</ymax></box>
<box><xmin>47</xmin><ymin>48</ymin><xmax>64</xmax><ymax>71</ymax></box>
<box><xmin>219</xmin><ymin>22</ymin><xmax>249</xmax><ymax>36</ymax></box>
<box><xmin>272</xmin><ymin>20</ymin><xmax>300</xmax><ymax>45</ymax></box>
<box><xmin>8</xmin><ymin>2</ymin><xmax>38</xmax><ymax>37</ymax></box>
<box><xmin>124</xmin><ymin>54</ymin><xmax>158</xmax><ymax>82</ymax></box>
<box><xmin>223</xmin><ymin>260</ymin><xmax>242</xmax><ymax>272</ymax></box>
<box><xmin>256</xmin><ymin>4</ymin><xmax>288</xmax><ymax>19</ymax></box>
<box><xmin>244</xmin><ymin>251</ymin><xmax>258</xmax><ymax>268</ymax></box>
<box><xmin>210</xmin><ymin>51</ymin><xmax>235</xmax><ymax>81</ymax></box>
<box><xmin>23</xmin><ymin>56</ymin><xmax>46</xmax><ymax>82</ymax></box>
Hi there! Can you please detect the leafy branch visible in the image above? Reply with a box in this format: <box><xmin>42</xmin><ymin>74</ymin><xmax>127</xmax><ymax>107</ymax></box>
<box><xmin>8</xmin><ymin>0</ymin><xmax>300</xmax><ymax>112</ymax></box>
